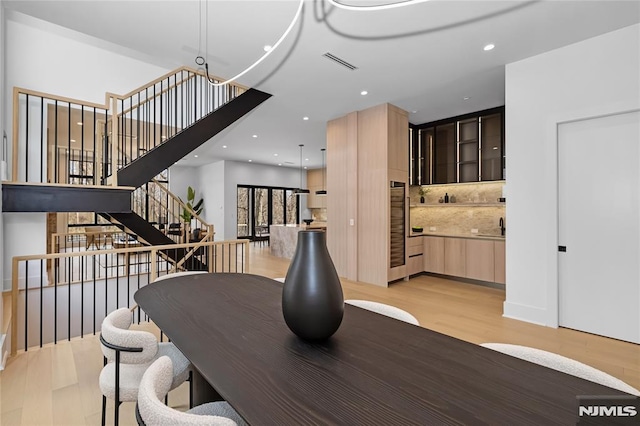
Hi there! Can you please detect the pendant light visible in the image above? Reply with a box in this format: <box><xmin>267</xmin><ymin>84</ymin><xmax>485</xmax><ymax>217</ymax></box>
<box><xmin>316</xmin><ymin>148</ymin><xmax>327</xmax><ymax>196</ymax></box>
<box><xmin>294</xmin><ymin>144</ymin><xmax>309</xmax><ymax>195</ymax></box>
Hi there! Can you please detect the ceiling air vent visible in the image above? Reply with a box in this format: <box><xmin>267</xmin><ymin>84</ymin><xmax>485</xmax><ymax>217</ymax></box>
<box><xmin>322</xmin><ymin>52</ymin><xmax>358</xmax><ymax>71</ymax></box>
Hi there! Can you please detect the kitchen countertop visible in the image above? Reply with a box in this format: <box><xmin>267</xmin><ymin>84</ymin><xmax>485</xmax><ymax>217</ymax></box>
<box><xmin>271</xmin><ymin>222</ymin><xmax>327</xmax><ymax>229</ymax></box>
<box><xmin>270</xmin><ymin>223</ymin><xmax>328</xmax><ymax>259</ymax></box>
<box><xmin>409</xmin><ymin>231</ymin><xmax>505</xmax><ymax>241</ymax></box>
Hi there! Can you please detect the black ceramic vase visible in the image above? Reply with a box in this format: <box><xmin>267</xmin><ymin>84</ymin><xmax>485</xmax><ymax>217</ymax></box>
<box><xmin>282</xmin><ymin>230</ymin><xmax>344</xmax><ymax>341</ymax></box>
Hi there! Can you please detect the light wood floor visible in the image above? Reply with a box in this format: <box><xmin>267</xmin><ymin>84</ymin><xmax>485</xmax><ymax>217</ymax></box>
<box><xmin>1</xmin><ymin>243</ymin><xmax>639</xmax><ymax>425</ymax></box>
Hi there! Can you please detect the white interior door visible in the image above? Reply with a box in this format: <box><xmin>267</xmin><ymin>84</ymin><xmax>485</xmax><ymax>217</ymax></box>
<box><xmin>558</xmin><ymin>111</ymin><xmax>640</xmax><ymax>344</ymax></box>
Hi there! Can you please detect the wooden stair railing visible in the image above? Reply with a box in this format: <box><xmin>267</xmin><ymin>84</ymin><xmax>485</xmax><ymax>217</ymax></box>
<box><xmin>11</xmin><ymin>66</ymin><xmax>246</xmax><ymax>186</ymax></box>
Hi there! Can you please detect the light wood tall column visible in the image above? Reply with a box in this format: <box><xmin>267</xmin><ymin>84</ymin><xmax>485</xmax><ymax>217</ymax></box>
<box><xmin>327</xmin><ymin>104</ymin><xmax>408</xmax><ymax>287</ymax></box>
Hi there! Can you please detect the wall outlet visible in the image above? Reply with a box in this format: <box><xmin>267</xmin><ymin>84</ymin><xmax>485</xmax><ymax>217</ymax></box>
<box><xmin>471</xmin><ymin>228</ymin><xmax>479</xmax><ymax>234</ymax></box>
<box><xmin>429</xmin><ymin>226</ymin><xmax>436</xmax><ymax>231</ymax></box>
<box><xmin>349</xmin><ymin>218</ymin><xmax>355</xmax><ymax>226</ymax></box>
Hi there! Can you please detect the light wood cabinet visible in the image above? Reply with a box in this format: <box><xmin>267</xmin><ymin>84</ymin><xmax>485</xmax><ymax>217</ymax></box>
<box><xmin>407</xmin><ymin>236</ymin><xmax>423</xmax><ymax>275</ymax></box>
<box><xmin>444</xmin><ymin>238</ymin><xmax>466</xmax><ymax>277</ymax></box>
<box><xmin>408</xmin><ymin>255</ymin><xmax>424</xmax><ymax>275</ymax></box>
<box><xmin>422</xmin><ymin>235</ymin><xmax>506</xmax><ymax>284</ymax></box>
<box><xmin>307</xmin><ymin>169</ymin><xmax>326</xmax><ymax>208</ymax></box>
<box><xmin>421</xmin><ymin>236</ymin><xmax>505</xmax><ymax>285</ymax></box>
<box><xmin>407</xmin><ymin>236</ymin><xmax>423</xmax><ymax>256</ymax></box>
<box><xmin>423</xmin><ymin>236</ymin><xmax>445</xmax><ymax>274</ymax></box>
<box><xmin>465</xmin><ymin>239</ymin><xmax>495</xmax><ymax>282</ymax></box>
<box><xmin>494</xmin><ymin>240</ymin><xmax>506</xmax><ymax>284</ymax></box>
<box><xmin>327</xmin><ymin>104</ymin><xmax>409</xmax><ymax>287</ymax></box>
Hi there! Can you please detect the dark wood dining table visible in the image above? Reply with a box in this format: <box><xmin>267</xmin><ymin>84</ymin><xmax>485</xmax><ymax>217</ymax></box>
<box><xmin>134</xmin><ymin>273</ymin><xmax>629</xmax><ymax>425</ymax></box>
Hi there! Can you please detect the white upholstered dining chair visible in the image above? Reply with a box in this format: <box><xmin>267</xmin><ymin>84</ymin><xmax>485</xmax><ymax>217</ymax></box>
<box><xmin>137</xmin><ymin>356</ymin><xmax>247</xmax><ymax>426</ymax></box>
<box><xmin>153</xmin><ymin>270</ymin><xmax>208</xmax><ymax>282</ymax></box>
<box><xmin>481</xmin><ymin>343</ymin><xmax>640</xmax><ymax>396</ymax></box>
<box><xmin>345</xmin><ymin>300</ymin><xmax>420</xmax><ymax>325</ymax></box>
<box><xmin>99</xmin><ymin>308</ymin><xmax>193</xmax><ymax>425</ymax></box>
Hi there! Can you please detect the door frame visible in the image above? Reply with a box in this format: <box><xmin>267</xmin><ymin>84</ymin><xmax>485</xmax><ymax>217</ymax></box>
<box><xmin>236</xmin><ymin>184</ymin><xmax>300</xmax><ymax>241</ymax></box>
<box><xmin>549</xmin><ymin>106</ymin><xmax>640</xmax><ymax>328</ymax></box>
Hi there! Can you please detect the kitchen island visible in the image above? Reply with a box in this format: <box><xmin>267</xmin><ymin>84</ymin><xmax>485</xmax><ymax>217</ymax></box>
<box><xmin>270</xmin><ymin>223</ymin><xmax>327</xmax><ymax>259</ymax></box>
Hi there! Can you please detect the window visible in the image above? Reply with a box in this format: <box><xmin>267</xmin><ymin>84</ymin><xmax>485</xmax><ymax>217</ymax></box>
<box><xmin>237</xmin><ymin>185</ymin><xmax>299</xmax><ymax>239</ymax></box>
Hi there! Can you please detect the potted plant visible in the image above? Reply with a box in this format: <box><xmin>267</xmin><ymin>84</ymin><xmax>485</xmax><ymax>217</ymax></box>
<box><xmin>180</xmin><ymin>186</ymin><xmax>204</xmax><ymax>237</ymax></box>
<box><xmin>418</xmin><ymin>186</ymin><xmax>430</xmax><ymax>204</ymax></box>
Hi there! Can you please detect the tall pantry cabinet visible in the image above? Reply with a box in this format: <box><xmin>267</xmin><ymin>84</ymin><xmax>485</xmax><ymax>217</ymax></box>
<box><xmin>327</xmin><ymin>103</ymin><xmax>409</xmax><ymax>287</ymax></box>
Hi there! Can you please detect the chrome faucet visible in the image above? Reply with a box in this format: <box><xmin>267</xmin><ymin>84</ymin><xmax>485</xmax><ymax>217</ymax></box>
<box><xmin>499</xmin><ymin>217</ymin><xmax>506</xmax><ymax>236</ymax></box>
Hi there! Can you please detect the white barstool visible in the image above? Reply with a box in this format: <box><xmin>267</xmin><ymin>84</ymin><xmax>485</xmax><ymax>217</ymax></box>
<box><xmin>481</xmin><ymin>343</ymin><xmax>640</xmax><ymax>396</ymax></box>
<box><xmin>345</xmin><ymin>300</ymin><xmax>420</xmax><ymax>325</ymax></box>
<box><xmin>137</xmin><ymin>356</ymin><xmax>247</xmax><ymax>425</ymax></box>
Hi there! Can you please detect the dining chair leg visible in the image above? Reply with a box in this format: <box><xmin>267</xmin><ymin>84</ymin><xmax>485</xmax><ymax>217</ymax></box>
<box><xmin>101</xmin><ymin>395</ymin><xmax>106</xmax><ymax>426</ymax></box>
<box><xmin>114</xmin><ymin>402</ymin><xmax>120</xmax><ymax>426</ymax></box>
<box><xmin>115</xmin><ymin>352</ymin><xmax>121</xmax><ymax>426</ymax></box>
<box><xmin>189</xmin><ymin>371</ymin><xmax>193</xmax><ymax>409</ymax></box>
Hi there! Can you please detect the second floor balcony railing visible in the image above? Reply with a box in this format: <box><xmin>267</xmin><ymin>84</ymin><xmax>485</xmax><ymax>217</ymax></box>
<box><xmin>9</xmin><ymin>67</ymin><xmax>246</xmax><ymax>186</ymax></box>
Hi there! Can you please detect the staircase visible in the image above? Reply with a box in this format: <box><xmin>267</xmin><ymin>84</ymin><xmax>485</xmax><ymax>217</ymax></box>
<box><xmin>5</xmin><ymin>67</ymin><xmax>271</xmax><ymax>269</ymax></box>
<box><xmin>117</xmin><ymin>88</ymin><xmax>271</xmax><ymax>188</ymax></box>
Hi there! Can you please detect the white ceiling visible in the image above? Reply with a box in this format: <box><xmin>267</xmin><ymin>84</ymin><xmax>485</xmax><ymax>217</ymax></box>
<box><xmin>4</xmin><ymin>0</ymin><xmax>640</xmax><ymax>169</ymax></box>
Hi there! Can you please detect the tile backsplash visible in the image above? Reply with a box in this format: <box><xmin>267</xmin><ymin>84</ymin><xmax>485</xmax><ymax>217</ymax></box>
<box><xmin>310</xmin><ymin>208</ymin><xmax>327</xmax><ymax>221</ymax></box>
<box><xmin>410</xmin><ymin>181</ymin><xmax>506</xmax><ymax>236</ymax></box>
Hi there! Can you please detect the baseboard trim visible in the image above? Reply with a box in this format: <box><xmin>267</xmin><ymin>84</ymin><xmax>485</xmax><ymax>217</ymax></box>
<box><xmin>503</xmin><ymin>301</ymin><xmax>552</xmax><ymax>327</ymax></box>
<box><xmin>416</xmin><ymin>272</ymin><xmax>506</xmax><ymax>290</ymax></box>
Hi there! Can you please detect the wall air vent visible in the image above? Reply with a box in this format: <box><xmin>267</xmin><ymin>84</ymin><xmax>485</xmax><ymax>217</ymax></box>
<box><xmin>322</xmin><ymin>52</ymin><xmax>358</xmax><ymax>71</ymax></box>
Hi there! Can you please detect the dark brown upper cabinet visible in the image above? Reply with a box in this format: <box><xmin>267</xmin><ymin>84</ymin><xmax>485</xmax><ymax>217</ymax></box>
<box><xmin>409</xmin><ymin>106</ymin><xmax>504</xmax><ymax>185</ymax></box>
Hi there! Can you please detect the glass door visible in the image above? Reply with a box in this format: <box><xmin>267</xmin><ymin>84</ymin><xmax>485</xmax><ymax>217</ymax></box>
<box><xmin>237</xmin><ymin>187</ymin><xmax>250</xmax><ymax>237</ymax></box>
<box><xmin>254</xmin><ymin>188</ymin><xmax>269</xmax><ymax>243</ymax></box>
<box><xmin>272</xmin><ymin>189</ymin><xmax>285</xmax><ymax>225</ymax></box>
<box><xmin>236</xmin><ymin>185</ymin><xmax>299</xmax><ymax>240</ymax></box>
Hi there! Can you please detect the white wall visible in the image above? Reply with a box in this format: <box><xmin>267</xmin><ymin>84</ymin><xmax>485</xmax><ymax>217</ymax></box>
<box><xmin>2</xmin><ymin>11</ymin><xmax>171</xmax><ymax>287</ymax></box>
<box><xmin>170</xmin><ymin>161</ymin><xmax>301</xmax><ymax>241</ymax></box>
<box><xmin>198</xmin><ymin>161</ymin><xmax>225</xmax><ymax>240</ymax></box>
<box><xmin>168</xmin><ymin>165</ymin><xmax>198</xmax><ymax>209</ymax></box>
<box><xmin>3</xmin><ymin>213</ymin><xmax>47</xmax><ymax>290</ymax></box>
<box><xmin>0</xmin><ymin>0</ymin><xmax>6</xmax><ymax>367</ymax></box>
<box><xmin>5</xmin><ymin>11</ymin><xmax>169</xmax><ymax>105</ymax></box>
<box><xmin>504</xmin><ymin>24</ymin><xmax>640</xmax><ymax>326</ymax></box>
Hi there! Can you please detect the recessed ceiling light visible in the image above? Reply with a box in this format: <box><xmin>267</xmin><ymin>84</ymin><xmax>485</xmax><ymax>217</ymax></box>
<box><xmin>222</xmin><ymin>145</ymin><xmax>227</xmax><ymax>148</ymax></box>
<box><xmin>303</xmin><ymin>116</ymin><xmax>309</xmax><ymax>121</ymax></box>
<box><xmin>274</xmin><ymin>153</ymin><xmax>278</xmax><ymax>156</ymax></box>
<box><xmin>248</xmin><ymin>159</ymin><xmax>253</xmax><ymax>162</ymax></box>
<box><xmin>194</xmin><ymin>155</ymin><xmax>198</xmax><ymax>158</ymax></box>
<box><xmin>411</xmin><ymin>110</ymin><xmax>418</xmax><ymax>113</ymax></box>
<box><xmin>483</xmin><ymin>43</ymin><xmax>495</xmax><ymax>51</ymax></box>
<box><xmin>492</xmin><ymin>146</ymin><xmax>499</xmax><ymax>150</ymax></box>
<box><xmin>252</xmin><ymin>134</ymin><xmax>257</xmax><ymax>138</ymax></box>
<box><xmin>305</xmin><ymin>158</ymin><xmax>309</xmax><ymax>161</ymax></box>
<box><xmin>70</xmin><ymin>139</ymin><xmax>76</xmax><ymax>142</ymax></box>
<box><xmin>77</xmin><ymin>121</ymin><xmax>83</xmax><ymax>126</ymax></box>
<box><xmin>278</xmin><ymin>163</ymin><xmax>282</xmax><ymax>166</ymax></box>
<box><xmin>360</xmin><ymin>90</ymin><xmax>368</xmax><ymax>96</ymax></box>
<box><xmin>263</xmin><ymin>45</ymin><xmax>272</xmax><ymax>52</ymax></box>
<box><xmin>463</xmin><ymin>96</ymin><xmax>471</xmax><ymax>101</ymax></box>
<box><xmin>304</xmin><ymin>166</ymin><xmax>307</xmax><ymax>169</ymax></box>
